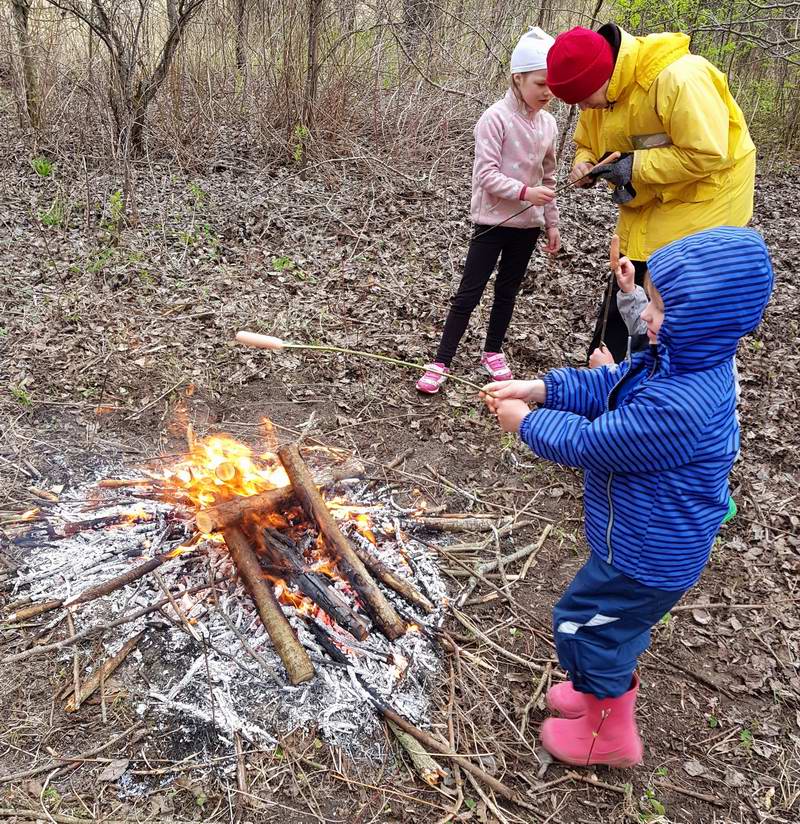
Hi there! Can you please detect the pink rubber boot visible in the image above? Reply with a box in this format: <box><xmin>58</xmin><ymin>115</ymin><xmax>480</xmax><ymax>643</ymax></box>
<box><xmin>546</xmin><ymin>680</ymin><xmax>589</xmax><ymax>719</ymax></box>
<box><xmin>540</xmin><ymin>674</ymin><xmax>643</xmax><ymax>767</ymax></box>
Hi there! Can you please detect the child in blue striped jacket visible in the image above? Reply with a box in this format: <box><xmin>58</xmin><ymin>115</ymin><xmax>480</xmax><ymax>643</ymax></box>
<box><xmin>482</xmin><ymin>227</ymin><xmax>773</xmax><ymax>767</ymax></box>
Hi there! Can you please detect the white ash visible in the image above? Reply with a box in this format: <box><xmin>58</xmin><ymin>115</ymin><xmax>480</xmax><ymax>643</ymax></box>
<box><xmin>7</xmin><ymin>475</ymin><xmax>448</xmax><ymax>759</ymax></box>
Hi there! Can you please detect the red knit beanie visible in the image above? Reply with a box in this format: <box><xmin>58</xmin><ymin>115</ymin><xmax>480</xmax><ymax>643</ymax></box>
<box><xmin>546</xmin><ymin>27</ymin><xmax>614</xmax><ymax>104</ymax></box>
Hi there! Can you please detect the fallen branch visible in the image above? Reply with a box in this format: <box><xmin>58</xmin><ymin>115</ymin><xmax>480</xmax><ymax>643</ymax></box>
<box><xmin>565</xmin><ymin>770</ymin><xmax>632</xmax><ymax>797</ymax></box>
<box><xmin>66</xmin><ymin>557</ymin><xmax>165</xmax><ymax>607</ymax></box>
<box><xmin>388</xmin><ymin>719</ymin><xmax>448</xmax><ymax>787</ymax></box>
<box><xmin>646</xmin><ymin>650</ymin><xmax>735</xmax><ymax>699</ymax></box>
<box><xmin>4</xmin><ymin>599</ymin><xmax>63</xmax><ymax>623</ymax></box>
<box><xmin>459</xmin><ymin>524</ymin><xmax>552</xmax><ymax>606</ymax></box>
<box><xmin>278</xmin><ymin>444</ymin><xmax>405</xmax><ymax>640</ymax></box>
<box><xmin>98</xmin><ymin>478</ymin><xmax>159</xmax><ymax>489</ymax></box>
<box><xmin>64</xmin><ymin>631</ymin><xmax>144</xmax><ymax>712</ymax></box>
<box><xmin>223</xmin><ymin>526</ymin><xmax>315</xmax><ymax>685</ymax></box>
<box><xmin>654</xmin><ymin>779</ymin><xmax>724</xmax><ymax>806</ymax></box>
<box><xmin>452</xmin><ymin>609</ymin><xmax>550</xmax><ymax>672</ymax></box>
<box><xmin>413</xmin><ymin>516</ymin><xmax>512</xmax><ymax>533</ymax></box>
<box><xmin>0</xmin><ymin>724</ymin><xmax>142</xmax><ymax>785</ymax></box>
<box><xmin>378</xmin><ymin>702</ymin><xmax>533</xmax><ymax>809</ymax></box>
<box><xmin>520</xmin><ymin>663</ymin><xmax>552</xmax><ymax>739</ymax></box>
<box><xmin>2</xmin><ymin>578</ymin><xmax>230</xmax><ymax>664</ymax></box>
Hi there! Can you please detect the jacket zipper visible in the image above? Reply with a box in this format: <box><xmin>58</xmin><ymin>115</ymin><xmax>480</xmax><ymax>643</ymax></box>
<box><xmin>602</xmin><ymin>349</ymin><xmax>660</xmax><ymax>564</ymax></box>
<box><xmin>605</xmin><ymin>472</ymin><xmax>614</xmax><ymax>564</ymax></box>
<box><xmin>604</xmin><ymin>381</ymin><xmax>618</xmax><ymax>564</ymax></box>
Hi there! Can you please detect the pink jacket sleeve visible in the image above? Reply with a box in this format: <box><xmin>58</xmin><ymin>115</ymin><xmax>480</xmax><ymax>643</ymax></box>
<box><xmin>473</xmin><ymin>110</ymin><xmax>526</xmax><ymax>201</ymax></box>
<box><xmin>543</xmin><ymin>129</ymin><xmax>559</xmax><ymax>228</ymax></box>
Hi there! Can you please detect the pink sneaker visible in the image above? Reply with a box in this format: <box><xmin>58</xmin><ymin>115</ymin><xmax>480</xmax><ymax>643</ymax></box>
<box><xmin>416</xmin><ymin>363</ymin><xmax>450</xmax><ymax>394</ymax></box>
<box><xmin>481</xmin><ymin>352</ymin><xmax>513</xmax><ymax>381</ymax></box>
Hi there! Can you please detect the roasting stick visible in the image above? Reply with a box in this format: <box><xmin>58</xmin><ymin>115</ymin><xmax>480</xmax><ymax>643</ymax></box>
<box><xmin>236</xmin><ymin>332</ymin><xmax>495</xmax><ymax>395</ymax></box>
<box><xmin>472</xmin><ymin>151</ymin><xmax>622</xmax><ymax>240</ymax></box>
<box><xmin>598</xmin><ymin>233</ymin><xmax>621</xmax><ymax>349</ymax></box>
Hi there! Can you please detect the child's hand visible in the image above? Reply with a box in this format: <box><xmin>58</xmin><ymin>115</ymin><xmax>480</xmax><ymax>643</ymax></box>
<box><xmin>525</xmin><ymin>186</ymin><xmax>555</xmax><ymax>206</ymax></box>
<box><xmin>570</xmin><ymin>161</ymin><xmax>596</xmax><ymax>188</ymax></box>
<box><xmin>615</xmin><ymin>257</ymin><xmax>636</xmax><ymax>294</ymax></box>
<box><xmin>491</xmin><ymin>399</ymin><xmax>531</xmax><ymax>433</ymax></box>
<box><xmin>589</xmin><ymin>346</ymin><xmax>615</xmax><ymax>368</ymax></box>
<box><xmin>545</xmin><ymin>227</ymin><xmax>561</xmax><ymax>255</ymax></box>
<box><xmin>480</xmin><ymin>379</ymin><xmax>546</xmax><ymax>405</ymax></box>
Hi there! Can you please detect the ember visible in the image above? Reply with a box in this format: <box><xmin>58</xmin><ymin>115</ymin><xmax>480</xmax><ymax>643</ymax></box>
<box><xmin>4</xmin><ymin>430</ymin><xmax>447</xmax><ymax>754</ymax></box>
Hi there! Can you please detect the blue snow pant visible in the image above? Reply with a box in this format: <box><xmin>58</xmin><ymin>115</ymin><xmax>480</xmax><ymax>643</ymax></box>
<box><xmin>553</xmin><ymin>552</ymin><xmax>687</xmax><ymax>699</ymax></box>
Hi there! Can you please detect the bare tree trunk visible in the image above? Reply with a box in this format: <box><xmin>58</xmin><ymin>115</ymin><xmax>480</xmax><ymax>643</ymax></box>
<box><xmin>234</xmin><ymin>0</ymin><xmax>247</xmax><ymax>74</ymax></box>
<box><xmin>47</xmin><ymin>0</ymin><xmax>206</xmax><ymax>157</ymax></box>
<box><xmin>10</xmin><ymin>0</ymin><xmax>41</xmax><ymax>131</ymax></box>
<box><xmin>303</xmin><ymin>0</ymin><xmax>323</xmax><ymax>127</ymax></box>
<box><xmin>166</xmin><ymin>0</ymin><xmax>178</xmax><ymax>29</ymax></box>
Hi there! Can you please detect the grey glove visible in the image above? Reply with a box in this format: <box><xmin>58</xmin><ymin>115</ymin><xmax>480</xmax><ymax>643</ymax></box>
<box><xmin>588</xmin><ymin>153</ymin><xmax>636</xmax><ymax>204</ymax></box>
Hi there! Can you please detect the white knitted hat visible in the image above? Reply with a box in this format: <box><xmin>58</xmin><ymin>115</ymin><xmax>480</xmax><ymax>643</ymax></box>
<box><xmin>510</xmin><ymin>26</ymin><xmax>555</xmax><ymax>73</ymax></box>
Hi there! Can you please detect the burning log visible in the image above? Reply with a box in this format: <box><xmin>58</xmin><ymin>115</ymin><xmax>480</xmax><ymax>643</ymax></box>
<box><xmin>66</xmin><ymin>557</ymin><xmax>166</xmax><ymax>607</ymax></box>
<box><xmin>194</xmin><ymin>456</ymin><xmax>364</xmax><ymax>534</ymax></box>
<box><xmin>64</xmin><ymin>631</ymin><xmax>144</xmax><ymax>712</ymax></box>
<box><xmin>223</xmin><ymin>526</ymin><xmax>315</xmax><ymax>685</ymax></box>
<box><xmin>196</xmin><ymin>486</ymin><xmax>294</xmax><ymax>535</ymax></box>
<box><xmin>278</xmin><ymin>445</ymin><xmax>406</xmax><ymax>641</ymax></box>
<box><xmin>348</xmin><ymin>537</ymin><xmax>434</xmax><ymax>615</ymax></box>
<box><xmin>260</xmin><ymin>528</ymin><xmax>369</xmax><ymax>640</ymax></box>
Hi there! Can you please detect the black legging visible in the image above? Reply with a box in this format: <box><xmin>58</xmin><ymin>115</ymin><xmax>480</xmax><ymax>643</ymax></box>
<box><xmin>435</xmin><ymin>225</ymin><xmax>540</xmax><ymax>366</ymax></box>
<box><xmin>587</xmin><ymin>259</ymin><xmax>648</xmax><ymax>362</ymax></box>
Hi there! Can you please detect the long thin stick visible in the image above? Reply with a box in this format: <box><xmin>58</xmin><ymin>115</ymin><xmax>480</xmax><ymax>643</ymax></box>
<box><xmin>472</xmin><ymin>152</ymin><xmax>622</xmax><ymax>240</ymax></box>
<box><xmin>280</xmin><ymin>345</ymin><xmax>489</xmax><ymax>393</ymax></box>
<box><xmin>2</xmin><ymin>579</ymin><xmax>231</xmax><ymax>664</ymax></box>
<box><xmin>236</xmin><ymin>332</ymin><xmax>493</xmax><ymax>395</ymax></box>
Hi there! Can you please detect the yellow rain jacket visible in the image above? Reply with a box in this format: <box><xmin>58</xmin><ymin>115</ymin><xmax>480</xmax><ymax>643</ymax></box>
<box><xmin>573</xmin><ymin>29</ymin><xmax>756</xmax><ymax>260</ymax></box>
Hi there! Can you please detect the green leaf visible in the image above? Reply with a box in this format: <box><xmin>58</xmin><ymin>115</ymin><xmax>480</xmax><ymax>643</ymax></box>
<box><xmin>464</xmin><ymin>798</ymin><xmax>477</xmax><ymax>811</ymax></box>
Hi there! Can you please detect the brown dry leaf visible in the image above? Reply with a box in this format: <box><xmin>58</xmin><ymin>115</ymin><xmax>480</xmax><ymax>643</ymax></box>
<box><xmin>692</xmin><ymin>608</ymin><xmax>712</xmax><ymax>625</ymax></box>
<box><xmin>682</xmin><ymin>759</ymin><xmax>707</xmax><ymax>777</ymax></box>
<box><xmin>98</xmin><ymin>758</ymin><xmax>129</xmax><ymax>782</ymax></box>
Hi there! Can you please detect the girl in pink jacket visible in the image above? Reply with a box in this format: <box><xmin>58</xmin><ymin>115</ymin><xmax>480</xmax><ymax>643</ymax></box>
<box><xmin>416</xmin><ymin>28</ymin><xmax>561</xmax><ymax>394</ymax></box>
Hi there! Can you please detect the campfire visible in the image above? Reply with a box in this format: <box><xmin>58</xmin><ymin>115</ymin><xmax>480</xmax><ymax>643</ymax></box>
<box><xmin>4</xmin><ymin>430</ymin><xmax>447</xmax><ymax>757</ymax></box>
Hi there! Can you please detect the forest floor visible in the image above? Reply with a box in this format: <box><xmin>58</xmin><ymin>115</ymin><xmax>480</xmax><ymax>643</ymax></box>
<box><xmin>1</xmin><ymin>125</ymin><xmax>798</xmax><ymax>824</ymax></box>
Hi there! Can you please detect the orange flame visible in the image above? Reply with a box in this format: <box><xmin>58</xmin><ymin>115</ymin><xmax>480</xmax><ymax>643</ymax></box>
<box><xmin>158</xmin><ymin>434</ymin><xmax>289</xmax><ymax>509</ymax></box>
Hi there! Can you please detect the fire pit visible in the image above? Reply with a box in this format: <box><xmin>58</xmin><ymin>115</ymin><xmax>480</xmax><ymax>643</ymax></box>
<box><xmin>3</xmin><ymin>432</ymin><xmax>448</xmax><ymax>763</ymax></box>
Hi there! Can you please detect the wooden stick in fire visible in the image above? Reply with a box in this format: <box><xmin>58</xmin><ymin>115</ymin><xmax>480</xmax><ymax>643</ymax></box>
<box><xmin>223</xmin><ymin>526</ymin><xmax>316</xmax><ymax>685</ymax></box>
<box><xmin>277</xmin><ymin>444</ymin><xmax>407</xmax><ymax>640</ymax></box>
<box><xmin>348</xmin><ymin>538</ymin><xmax>434</xmax><ymax>615</ymax></box>
<box><xmin>235</xmin><ymin>331</ymin><xmax>495</xmax><ymax>396</ymax></box>
<box><xmin>194</xmin><ymin>456</ymin><xmax>365</xmax><ymax>534</ymax></box>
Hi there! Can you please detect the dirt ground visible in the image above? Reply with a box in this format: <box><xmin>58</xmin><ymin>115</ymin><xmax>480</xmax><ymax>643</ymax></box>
<box><xmin>1</xmin><ymin>126</ymin><xmax>798</xmax><ymax>824</ymax></box>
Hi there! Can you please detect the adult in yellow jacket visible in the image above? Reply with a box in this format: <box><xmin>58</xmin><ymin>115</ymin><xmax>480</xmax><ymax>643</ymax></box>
<box><xmin>547</xmin><ymin>24</ymin><xmax>756</xmax><ymax>361</ymax></box>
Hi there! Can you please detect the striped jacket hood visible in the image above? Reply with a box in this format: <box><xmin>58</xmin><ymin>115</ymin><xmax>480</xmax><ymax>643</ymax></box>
<box><xmin>648</xmin><ymin>227</ymin><xmax>774</xmax><ymax>374</ymax></box>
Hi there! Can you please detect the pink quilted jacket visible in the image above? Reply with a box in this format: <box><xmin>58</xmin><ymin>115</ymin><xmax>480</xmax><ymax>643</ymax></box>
<box><xmin>470</xmin><ymin>90</ymin><xmax>559</xmax><ymax>230</ymax></box>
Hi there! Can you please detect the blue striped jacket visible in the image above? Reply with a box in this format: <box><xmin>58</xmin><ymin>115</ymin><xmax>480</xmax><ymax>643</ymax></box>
<box><xmin>520</xmin><ymin>227</ymin><xmax>774</xmax><ymax>590</ymax></box>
